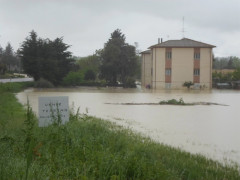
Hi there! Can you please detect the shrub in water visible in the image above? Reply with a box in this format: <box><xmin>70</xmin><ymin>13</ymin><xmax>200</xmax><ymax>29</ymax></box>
<box><xmin>160</xmin><ymin>98</ymin><xmax>187</xmax><ymax>105</ymax></box>
<box><xmin>183</xmin><ymin>81</ymin><xmax>194</xmax><ymax>89</ymax></box>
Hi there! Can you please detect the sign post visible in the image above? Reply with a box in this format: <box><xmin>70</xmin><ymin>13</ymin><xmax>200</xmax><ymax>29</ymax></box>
<box><xmin>38</xmin><ymin>96</ymin><xmax>69</xmax><ymax>127</ymax></box>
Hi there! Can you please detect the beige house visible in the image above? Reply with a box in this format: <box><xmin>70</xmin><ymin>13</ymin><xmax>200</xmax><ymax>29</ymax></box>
<box><xmin>141</xmin><ymin>38</ymin><xmax>216</xmax><ymax>89</ymax></box>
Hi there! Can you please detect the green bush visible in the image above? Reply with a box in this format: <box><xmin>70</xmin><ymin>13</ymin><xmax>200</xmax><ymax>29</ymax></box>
<box><xmin>84</xmin><ymin>69</ymin><xmax>96</xmax><ymax>81</ymax></box>
<box><xmin>212</xmin><ymin>71</ymin><xmax>233</xmax><ymax>83</ymax></box>
<box><xmin>159</xmin><ymin>98</ymin><xmax>190</xmax><ymax>105</ymax></box>
<box><xmin>62</xmin><ymin>71</ymin><xmax>84</xmax><ymax>86</ymax></box>
<box><xmin>34</xmin><ymin>78</ymin><xmax>54</xmax><ymax>88</ymax></box>
<box><xmin>183</xmin><ymin>81</ymin><xmax>194</xmax><ymax>89</ymax></box>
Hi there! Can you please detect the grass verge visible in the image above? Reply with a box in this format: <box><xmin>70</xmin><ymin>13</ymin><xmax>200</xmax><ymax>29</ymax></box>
<box><xmin>0</xmin><ymin>82</ymin><xmax>240</xmax><ymax>179</ymax></box>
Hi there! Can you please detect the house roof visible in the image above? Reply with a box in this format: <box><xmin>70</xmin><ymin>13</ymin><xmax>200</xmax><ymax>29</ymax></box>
<box><xmin>140</xmin><ymin>50</ymin><xmax>151</xmax><ymax>54</ymax></box>
<box><xmin>149</xmin><ymin>38</ymin><xmax>216</xmax><ymax>49</ymax></box>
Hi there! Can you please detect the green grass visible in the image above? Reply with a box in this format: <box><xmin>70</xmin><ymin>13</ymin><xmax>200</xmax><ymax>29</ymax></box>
<box><xmin>0</xmin><ymin>81</ymin><xmax>34</xmax><ymax>93</ymax></box>
<box><xmin>0</xmin><ymin>82</ymin><xmax>33</xmax><ymax>132</ymax></box>
<box><xmin>0</xmin><ymin>82</ymin><xmax>240</xmax><ymax>179</ymax></box>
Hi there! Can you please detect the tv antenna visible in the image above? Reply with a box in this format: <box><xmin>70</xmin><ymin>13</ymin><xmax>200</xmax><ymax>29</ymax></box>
<box><xmin>182</xmin><ymin>17</ymin><xmax>185</xmax><ymax>38</ymax></box>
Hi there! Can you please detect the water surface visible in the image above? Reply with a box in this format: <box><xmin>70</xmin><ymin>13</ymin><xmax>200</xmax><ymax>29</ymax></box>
<box><xmin>17</xmin><ymin>87</ymin><xmax>240</xmax><ymax>165</ymax></box>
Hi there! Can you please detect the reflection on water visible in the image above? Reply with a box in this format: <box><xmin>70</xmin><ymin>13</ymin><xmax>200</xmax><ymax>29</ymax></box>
<box><xmin>17</xmin><ymin>87</ymin><xmax>240</xmax><ymax>165</ymax></box>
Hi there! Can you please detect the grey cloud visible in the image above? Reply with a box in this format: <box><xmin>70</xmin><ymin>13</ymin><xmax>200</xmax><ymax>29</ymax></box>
<box><xmin>0</xmin><ymin>0</ymin><xmax>239</xmax><ymax>57</ymax></box>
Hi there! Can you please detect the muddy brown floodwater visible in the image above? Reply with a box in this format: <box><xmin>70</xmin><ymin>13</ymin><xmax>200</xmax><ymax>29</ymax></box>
<box><xmin>17</xmin><ymin>87</ymin><xmax>240</xmax><ymax>166</ymax></box>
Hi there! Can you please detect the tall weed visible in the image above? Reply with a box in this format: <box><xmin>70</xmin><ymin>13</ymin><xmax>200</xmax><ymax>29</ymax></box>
<box><xmin>22</xmin><ymin>101</ymin><xmax>36</xmax><ymax>180</ymax></box>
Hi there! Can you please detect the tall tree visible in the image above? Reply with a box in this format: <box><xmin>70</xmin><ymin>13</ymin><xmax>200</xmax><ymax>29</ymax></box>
<box><xmin>0</xmin><ymin>45</ymin><xmax>3</xmax><ymax>56</ymax></box>
<box><xmin>233</xmin><ymin>68</ymin><xmax>240</xmax><ymax>81</ymax></box>
<box><xmin>18</xmin><ymin>31</ymin><xmax>40</xmax><ymax>79</ymax></box>
<box><xmin>1</xmin><ymin>43</ymin><xmax>18</xmax><ymax>72</ymax></box>
<box><xmin>100</xmin><ymin>29</ymin><xmax>138</xmax><ymax>85</ymax></box>
<box><xmin>232</xmin><ymin>56</ymin><xmax>240</xmax><ymax>68</ymax></box>
<box><xmin>228</xmin><ymin>57</ymin><xmax>234</xmax><ymax>69</ymax></box>
<box><xmin>213</xmin><ymin>56</ymin><xmax>240</xmax><ymax>69</ymax></box>
<box><xmin>18</xmin><ymin>30</ymin><xmax>74</xmax><ymax>85</ymax></box>
<box><xmin>0</xmin><ymin>46</ymin><xmax>6</xmax><ymax>74</ymax></box>
<box><xmin>0</xmin><ymin>45</ymin><xmax>3</xmax><ymax>63</ymax></box>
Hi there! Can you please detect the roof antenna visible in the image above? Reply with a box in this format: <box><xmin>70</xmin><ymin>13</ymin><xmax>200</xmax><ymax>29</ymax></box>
<box><xmin>182</xmin><ymin>17</ymin><xmax>185</xmax><ymax>38</ymax></box>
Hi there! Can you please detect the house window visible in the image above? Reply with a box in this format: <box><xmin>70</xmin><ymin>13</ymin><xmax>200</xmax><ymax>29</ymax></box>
<box><xmin>194</xmin><ymin>69</ymin><xmax>200</xmax><ymax>76</ymax></box>
<box><xmin>194</xmin><ymin>53</ymin><xmax>200</xmax><ymax>60</ymax></box>
<box><xmin>165</xmin><ymin>68</ymin><xmax>171</xmax><ymax>75</ymax></box>
<box><xmin>166</xmin><ymin>52</ymin><xmax>172</xmax><ymax>59</ymax></box>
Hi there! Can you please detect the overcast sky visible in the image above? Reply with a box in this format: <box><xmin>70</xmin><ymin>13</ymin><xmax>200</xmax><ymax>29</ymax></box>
<box><xmin>0</xmin><ymin>0</ymin><xmax>240</xmax><ymax>57</ymax></box>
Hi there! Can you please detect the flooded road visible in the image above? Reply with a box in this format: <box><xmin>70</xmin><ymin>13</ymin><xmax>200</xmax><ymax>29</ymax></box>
<box><xmin>17</xmin><ymin>87</ymin><xmax>240</xmax><ymax>165</ymax></box>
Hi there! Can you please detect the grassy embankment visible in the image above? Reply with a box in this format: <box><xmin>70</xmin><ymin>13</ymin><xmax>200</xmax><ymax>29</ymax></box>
<box><xmin>0</xmin><ymin>82</ymin><xmax>240</xmax><ymax>179</ymax></box>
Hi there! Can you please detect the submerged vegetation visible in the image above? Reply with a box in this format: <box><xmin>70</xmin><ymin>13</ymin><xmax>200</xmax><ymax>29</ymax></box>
<box><xmin>0</xmin><ymin>82</ymin><xmax>240</xmax><ymax>179</ymax></box>
<box><xmin>158</xmin><ymin>98</ymin><xmax>228</xmax><ymax>106</ymax></box>
<box><xmin>159</xmin><ymin>98</ymin><xmax>190</xmax><ymax>105</ymax></box>
<box><xmin>183</xmin><ymin>81</ymin><xmax>194</xmax><ymax>89</ymax></box>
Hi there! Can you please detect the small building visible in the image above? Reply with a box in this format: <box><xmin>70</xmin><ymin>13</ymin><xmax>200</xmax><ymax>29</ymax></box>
<box><xmin>141</xmin><ymin>38</ymin><xmax>216</xmax><ymax>89</ymax></box>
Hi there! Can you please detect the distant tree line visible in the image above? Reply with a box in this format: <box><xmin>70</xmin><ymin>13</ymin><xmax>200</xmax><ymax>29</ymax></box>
<box><xmin>1</xmin><ymin>29</ymin><xmax>141</xmax><ymax>87</ymax></box>
<box><xmin>212</xmin><ymin>56</ymin><xmax>240</xmax><ymax>83</ymax></box>
<box><xmin>3</xmin><ymin>29</ymin><xmax>240</xmax><ymax>87</ymax></box>
<box><xmin>0</xmin><ymin>43</ymin><xmax>21</xmax><ymax>75</ymax></box>
<box><xmin>213</xmin><ymin>69</ymin><xmax>240</xmax><ymax>83</ymax></box>
<box><xmin>213</xmin><ymin>56</ymin><xmax>240</xmax><ymax>69</ymax></box>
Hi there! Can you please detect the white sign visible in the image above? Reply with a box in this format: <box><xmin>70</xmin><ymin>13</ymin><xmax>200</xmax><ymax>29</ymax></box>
<box><xmin>38</xmin><ymin>96</ymin><xmax>69</xmax><ymax>127</ymax></box>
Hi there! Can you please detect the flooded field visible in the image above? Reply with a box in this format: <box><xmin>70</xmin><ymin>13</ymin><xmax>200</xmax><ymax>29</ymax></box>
<box><xmin>17</xmin><ymin>87</ymin><xmax>240</xmax><ymax>165</ymax></box>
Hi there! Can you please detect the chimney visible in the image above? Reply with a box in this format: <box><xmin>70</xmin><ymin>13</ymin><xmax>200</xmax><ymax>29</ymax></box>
<box><xmin>161</xmin><ymin>38</ymin><xmax>163</xmax><ymax>43</ymax></box>
<box><xmin>158</xmin><ymin>38</ymin><xmax>160</xmax><ymax>44</ymax></box>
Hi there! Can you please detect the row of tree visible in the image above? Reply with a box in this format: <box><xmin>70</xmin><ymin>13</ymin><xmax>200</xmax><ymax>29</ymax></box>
<box><xmin>17</xmin><ymin>29</ymin><xmax>140</xmax><ymax>87</ymax></box>
<box><xmin>213</xmin><ymin>56</ymin><xmax>240</xmax><ymax>69</ymax></box>
<box><xmin>212</xmin><ymin>57</ymin><xmax>240</xmax><ymax>84</ymax></box>
<box><xmin>0</xmin><ymin>43</ymin><xmax>20</xmax><ymax>74</ymax></box>
<box><xmin>213</xmin><ymin>68</ymin><xmax>240</xmax><ymax>83</ymax></box>
<box><xmin>6</xmin><ymin>29</ymin><xmax>240</xmax><ymax>87</ymax></box>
